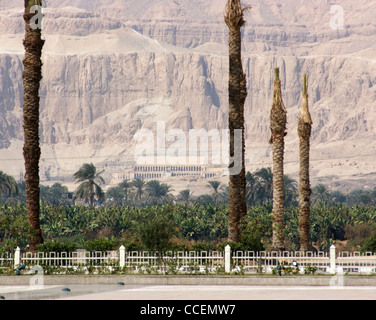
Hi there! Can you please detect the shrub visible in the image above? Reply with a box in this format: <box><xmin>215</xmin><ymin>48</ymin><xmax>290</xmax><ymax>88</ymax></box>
<box><xmin>191</xmin><ymin>242</ymin><xmax>217</xmax><ymax>252</ymax></box>
<box><xmin>239</xmin><ymin>218</ymin><xmax>265</xmax><ymax>251</ymax></box>
<box><xmin>304</xmin><ymin>264</ymin><xmax>317</xmax><ymax>275</ymax></box>
<box><xmin>37</xmin><ymin>240</ymin><xmax>78</xmax><ymax>253</ymax></box>
<box><xmin>360</xmin><ymin>234</ymin><xmax>376</xmax><ymax>253</ymax></box>
<box><xmin>344</xmin><ymin>224</ymin><xmax>373</xmax><ymax>245</ymax></box>
<box><xmin>136</xmin><ymin>205</ymin><xmax>179</xmax><ymax>252</ymax></box>
<box><xmin>217</xmin><ymin>241</ymin><xmax>244</xmax><ymax>252</ymax></box>
<box><xmin>122</xmin><ymin>241</ymin><xmax>143</xmax><ymax>252</ymax></box>
<box><xmin>83</xmin><ymin>238</ymin><xmax>117</xmax><ymax>252</ymax></box>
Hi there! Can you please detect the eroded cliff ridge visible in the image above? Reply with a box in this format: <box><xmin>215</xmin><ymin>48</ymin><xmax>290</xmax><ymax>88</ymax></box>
<box><xmin>0</xmin><ymin>0</ymin><xmax>375</xmax><ymax>191</ymax></box>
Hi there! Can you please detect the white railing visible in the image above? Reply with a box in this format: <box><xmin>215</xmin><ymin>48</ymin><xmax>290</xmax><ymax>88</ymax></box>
<box><xmin>336</xmin><ymin>251</ymin><xmax>376</xmax><ymax>274</ymax></box>
<box><xmin>0</xmin><ymin>252</ymin><xmax>14</xmax><ymax>272</ymax></box>
<box><xmin>232</xmin><ymin>250</ymin><xmax>330</xmax><ymax>273</ymax></box>
<box><xmin>22</xmin><ymin>250</ymin><xmax>119</xmax><ymax>267</ymax></box>
<box><xmin>124</xmin><ymin>250</ymin><xmax>225</xmax><ymax>274</ymax></box>
<box><xmin>3</xmin><ymin>245</ymin><xmax>376</xmax><ymax>275</ymax></box>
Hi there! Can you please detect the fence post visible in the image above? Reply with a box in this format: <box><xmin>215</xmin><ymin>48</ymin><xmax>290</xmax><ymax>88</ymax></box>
<box><xmin>330</xmin><ymin>244</ymin><xmax>336</xmax><ymax>273</ymax></box>
<box><xmin>14</xmin><ymin>247</ymin><xmax>21</xmax><ymax>268</ymax></box>
<box><xmin>119</xmin><ymin>245</ymin><xmax>125</xmax><ymax>268</ymax></box>
<box><xmin>225</xmin><ymin>245</ymin><xmax>231</xmax><ymax>273</ymax></box>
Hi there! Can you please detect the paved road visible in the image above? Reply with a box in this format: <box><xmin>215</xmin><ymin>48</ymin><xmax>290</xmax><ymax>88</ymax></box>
<box><xmin>1</xmin><ymin>284</ymin><xmax>376</xmax><ymax>300</ymax></box>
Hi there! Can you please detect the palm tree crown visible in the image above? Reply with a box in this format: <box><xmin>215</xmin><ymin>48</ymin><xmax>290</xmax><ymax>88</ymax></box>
<box><xmin>207</xmin><ymin>180</ymin><xmax>225</xmax><ymax>204</ymax></box>
<box><xmin>0</xmin><ymin>171</ymin><xmax>19</xmax><ymax>199</ymax></box>
<box><xmin>311</xmin><ymin>183</ymin><xmax>333</xmax><ymax>205</ymax></box>
<box><xmin>177</xmin><ymin>189</ymin><xmax>194</xmax><ymax>206</ymax></box>
<box><xmin>145</xmin><ymin>180</ymin><xmax>173</xmax><ymax>205</ymax></box>
<box><xmin>74</xmin><ymin>163</ymin><xmax>105</xmax><ymax>207</ymax></box>
<box><xmin>131</xmin><ymin>177</ymin><xmax>145</xmax><ymax>206</ymax></box>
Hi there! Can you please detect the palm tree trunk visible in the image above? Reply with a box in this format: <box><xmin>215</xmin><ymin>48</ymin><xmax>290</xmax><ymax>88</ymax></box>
<box><xmin>224</xmin><ymin>0</ymin><xmax>249</xmax><ymax>243</ymax></box>
<box><xmin>22</xmin><ymin>0</ymin><xmax>44</xmax><ymax>251</ymax></box>
<box><xmin>298</xmin><ymin>74</ymin><xmax>312</xmax><ymax>251</ymax></box>
<box><xmin>270</xmin><ymin>68</ymin><xmax>287</xmax><ymax>251</ymax></box>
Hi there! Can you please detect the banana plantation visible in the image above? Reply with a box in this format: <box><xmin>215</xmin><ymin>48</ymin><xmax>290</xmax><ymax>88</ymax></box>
<box><xmin>2</xmin><ymin>163</ymin><xmax>376</xmax><ymax>255</ymax></box>
<box><xmin>1</xmin><ymin>201</ymin><xmax>376</xmax><ymax>255</ymax></box>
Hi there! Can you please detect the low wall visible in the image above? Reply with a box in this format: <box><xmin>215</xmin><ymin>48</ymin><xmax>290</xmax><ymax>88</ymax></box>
<box><xmin>1</xmin><ymin>275</ymin><xmax>376</xmax><ymax>286</ymax></box>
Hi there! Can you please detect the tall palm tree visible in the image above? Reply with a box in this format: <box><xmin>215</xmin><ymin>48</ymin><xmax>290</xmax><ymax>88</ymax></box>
<box><xmin>311</xmin><ymin>183</ymin><xmax>333</xmax><ymax>206</ymax></box>
<box><xmin>298</xmin><ymin>74</ymin><xmax>313</xmax><ymax>251</ymax></box>
<box><xmin>131</xmin><ymin>177</ymin><xmax>145</xmax><ymax>206</ymax></box>
<box><xmin>269</xmin><ymin>68</ymin><xmax>287</xmax><ymax>251</ymax></box>
<box><xmin>145</xmin><ymin>180</ymin><xmax>173</xmax><ymax>205</ymax></box>
<box><xmin>105</xmin><ymin>186</ymin><xmax>123</xmax><ymax>206</ymax></box>
<box><xmin>284</xmin><ymin>174</ymin><xmax>298</xmax><ymax>207</ymax></box>
<box><xmin>254</xmin><ymin>167</ymin><xmax>273</xmax><ymax>203</ymax></box>
<box><xmin>118</xmin><ymin>179</ymin><xmax>130</xmax><ymax>205</ymax></box>
<box><xmin>105</xmin><ymin>180</ymin><xmax>130</xmax><ymax>207</ymax></box>
<box><xmin>40</xmin><ymin>182</ymin><xmax>69</xmax><ymax>206</ymax></box>
<box><xmin>73</xmin><ymin>163</ymin><xmax>105</xmax><ymax>207</ymax></box>
<box><xmin>224</xmin><ymin>0</ymin><xmax>250</xmax><ymax>243</ymax></box>
<box><xmin>13</xmin><ymin>180</ymin><xmax>26</xmax><ymax>204</ymax></box>
<box><xmin>177</xmin><ymin>189</ymin><xmax>194</xmax><ymax>206</ymax></box>
<box><xmin>22</xmin><ymin>0</ymin><xmax>45</xmax><ymax>251</ymax></box>
<box><xmin>245</xmin><ymin>171</ymin><xmax>260</xmax><ymax>206</ymax></box>
<box><xmin>207</xmin><ymin>180</ymin><xmax>225</xmax><ymax>205</ymax></box>
<box><xmin>246</xmin><ymin>168</ymin><xmax>297</xmax><ymax>207</ymax></box>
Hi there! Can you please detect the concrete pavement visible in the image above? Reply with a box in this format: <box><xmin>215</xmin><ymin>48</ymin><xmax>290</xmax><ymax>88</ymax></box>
<box><xmin>1</xmin><ymin>275</ymin><xmax>376</xmax><ymax>300</ymax></box>
<box><xmin>56</xmin><ymin>284</ymin><xmax>376</xmax><ymax>300</ymax></box>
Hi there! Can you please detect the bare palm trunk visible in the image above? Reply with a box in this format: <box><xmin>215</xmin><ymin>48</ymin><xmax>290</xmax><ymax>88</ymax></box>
<box><xmin>270</xmin><ymin>68</ymin><xmax>287</xmax><ymax>251</ymax></box>
<box><xmin>298</xmin><ymin>74</ymin><xmax>312</xmax><ymax>251</ymax></box>
<box><xmin>224</xmin><ymin>0</ymin><xmax>249</xmax><ymax>243</ymax></box>
<box><xmin>23</xmin><ymin>0</ymin><xmax>44</xmax><ymax>251</ymax></box>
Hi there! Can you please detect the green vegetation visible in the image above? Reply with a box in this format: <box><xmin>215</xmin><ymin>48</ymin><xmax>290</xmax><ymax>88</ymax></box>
<box><xmin>1</xmin><ymin>201</ymin><xmax>376</xmax><ymax>254</ymax></box>
<box><xmin>136</xmin><ymin>205</ymin><xmax>179</xmax><ymax>252</ymax></box>
<box><xmin>3</xmin><ymin>167</ymin><xmax>373</xmax><ymax>210</ymax></box>
<box><xmin>1</xmin><ymin>168</ymin><xmax>376</xmax><ymax>253</ymax></box>
<box><xmin>0</xmin><ymin>171</ymin><xmax>19</xmax><ymax>201</ymax></box>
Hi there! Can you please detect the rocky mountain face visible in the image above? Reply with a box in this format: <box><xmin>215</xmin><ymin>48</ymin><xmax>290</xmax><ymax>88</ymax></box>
<box><xmin>0</xmin><ymin>0</ymin><xmax>375</xmax><ymax>192</ymax></box>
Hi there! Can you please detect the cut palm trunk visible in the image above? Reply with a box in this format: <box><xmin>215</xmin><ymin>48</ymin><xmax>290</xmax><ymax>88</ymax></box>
<box><xmin>298</xmin><ymin>74</ymin><xmax>312</xmax><ymax>251</ymax></box>
<box><xmin>224</xmin><ymin>0</ymin><xmax>250</xmax><ymax>242</ymax></box>
<box><xmin>269</xmin><ymin>68</ymin><xmax>287</xmax><ymax>251</ymax></box>
<box><xmin>23</xmin><ymin>0</ymin><xmax>44</xmax><ymax>251</ymax></box>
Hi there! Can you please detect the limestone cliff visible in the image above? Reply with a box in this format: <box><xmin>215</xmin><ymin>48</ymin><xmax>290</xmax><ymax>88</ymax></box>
<box><xmin>0</xmin><ymin>0</ymin><xmax>375</xmax><ymax>191</ymax></box>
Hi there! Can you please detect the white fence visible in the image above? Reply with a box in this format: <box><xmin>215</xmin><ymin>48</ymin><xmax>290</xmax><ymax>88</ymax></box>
<box><xmin>0</xmin><ymin>252</ymin><xmax>13</xmax><ymax>270</ymax></box>
<box><xmin>337</xmin><ymin>250</ymin><xmax>376</xmax><ymax>274</ymax></box>
<box><xmin>232</xmin><ymin>250</ymin><xmax>331</xmax><ymax>274</ymax></box>
<box><xmin>1</xmin><ymin>245</ymin><xmax>376</xmax><ymax>275</ymax></box>
<box><xmin>123</xmin><ymin>250</ymin><xmax>225</xmax><ymax>274</ymax></box>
